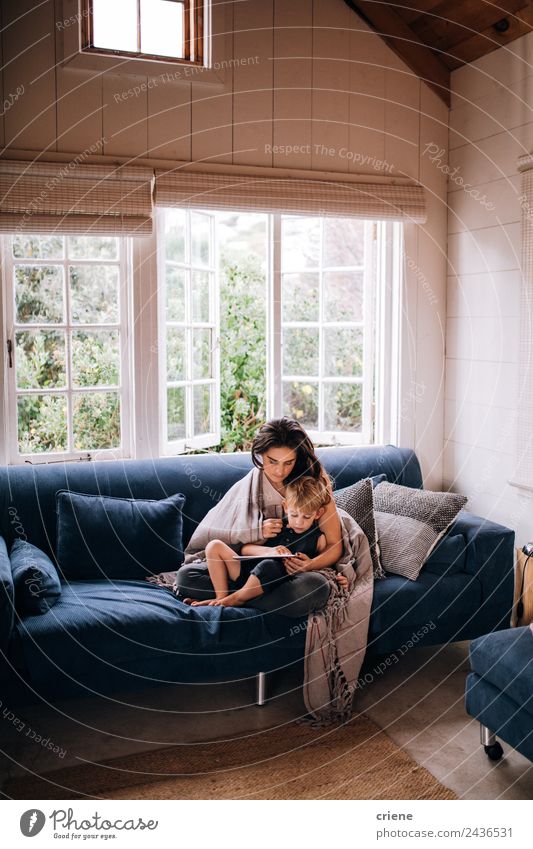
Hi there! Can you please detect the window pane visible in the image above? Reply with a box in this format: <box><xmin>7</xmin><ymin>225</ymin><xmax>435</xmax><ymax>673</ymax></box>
<box><xmin>324</xmin><ymin>383</ymin><xmax>362</xmax><ymax>432</ymax></box>
<box><xmin>283</xmin><ymin>381</ymin><xmax>318</xmax><ymax>430</ymax></box>
<box><xmin>73</xmin><ymin>392</ymin><xmax>121</xmax><ymax>450</ymax></box>
<box><xmin>92</xmin><ymin>0</ymin><xmax>138</xmax><ymax>52</ymax></box>
<box><xmin>140</xmin><ymin>0</ymin><xmax>184</xmax><ymax>58</ymax></box>
<box><xmin>68</xmin><ymin>235</ymin><xmax>118</xmax><ymax>260</ymax></box>
<box><xmin>324</xmin><ymin>271</ymin><xmax>363</xmax><ymax>322</ymax></box>
<box><xmin>192</xmin><ymin>271</ymin><xmax>210</xmax><ymax>322</ymax></box>
<box><xmin>166</xmin><ymin>328</ymin><xmax>186</xmax><ymax>381</ymax></box>
<box><xmin>15</xmin><ymin>330</ymin><xmax>66</xmax><ymax>389</ymax></box>
<box><xmin>281</xmin><ymin>217</ymin><xmax>320</xmax><ymax>270</ymax></box>
<box><xmin>167</xmin><ymin>387</ymin><xmax>186</xmax><ymax>441</ymax></box>
<box><xmin>15</xmin><ymin>266</ymin><xmax>64</xmax><ymax>323</ymax></box>
<box><xmin>165</xmin><ymin>209</ymin><xmax>186</xmax><ymax>263</ymax></box>
<box><xmin>72</xmin><ymin>330</ymin><xmax>120</xmax><ymax>388</ymax></box>
<box><xmin>324</xmin><ymin>218</ymin><xmax>365</xmax><ymax>267</ymax></box>
<box><xmin>218</xmin><ymin>211</ymin><xmax>268</xmax><ymax>452</ymax></box>
<box><xmin>191</xmin><ymin>213</ymin><xmax>212</xmax><ymax>266</ymax></box>
<box><xmin>17</xmin><ymin>395</ymin><xmax>67</xmax><ymax>453</ymax></box>
<box><xmin>282</xmin><ymin>273</ymin><xmax>319</xmax><ymax>322</ymax></box>
<box><xmin>283</xmin><ymin>328</ymin><xmax>319</xmax><ymax>376</ymax></box>
<box><xmin>70</xmin><ymin>266</ymin><xmax>119</xmax><ymax>324</ymax></box>
<box><xmin>12</xmin><ymin>235</ymin><xmax>63</xmax><ymax>260</ymax></box>
<box><xmin>192</xmin><ymin>328</ymin><xmax>212</xmax><ymax>379</ymax></box>
<box><xmin>324</xmin><ymin>328</ymin><xmax>363</xmax><ymax>377</ymax></box>
<box><xmin>166</xmin><ymin>267</ymin><xmax>186</xmax><ymax>321</ymax></box>
<box><xmin>193</xmin><ymin>384</ymin><xmax>212</xmax><ymax>435</ymax></box>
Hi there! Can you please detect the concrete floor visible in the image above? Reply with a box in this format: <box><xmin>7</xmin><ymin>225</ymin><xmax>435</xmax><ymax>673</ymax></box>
<box><xmin>1</xmin><ymin>641</ymin><xmax>532</xmax><ymax>799</ymax></box>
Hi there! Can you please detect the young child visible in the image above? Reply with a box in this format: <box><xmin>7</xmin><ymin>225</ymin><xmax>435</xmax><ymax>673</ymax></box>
<box><xmin>190</xmin><ymin>476</ymin><xmax>348</xmax><ymax>608</ymax></box>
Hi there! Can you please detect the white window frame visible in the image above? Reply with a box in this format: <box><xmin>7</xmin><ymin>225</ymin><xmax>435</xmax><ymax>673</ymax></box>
<box><xmin>269</xmin><ymin>214</ymin><xmax>376</xmax><ymax>446</ymax></box>
<box><xmin>2</xmin><ymin>234</ymin><xmax>133</xmax><ymax>464</ymax></box>
<box><xmin>59</xmin><ymin>1</ymin><xmax>229</xmax><ymax>86</ymax></box>
<box><xmin>157</xmin><ymin>208</ymin><xmax>220</xmax><ymax>455</ymax></box>
<box><xmin>374</xmin><ymin>221</ymin><xmax>403</xmax><ymax>446</ymax></box>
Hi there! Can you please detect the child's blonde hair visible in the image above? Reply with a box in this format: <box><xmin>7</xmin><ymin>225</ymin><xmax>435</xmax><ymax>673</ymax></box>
<box><xmin>284</xmin><ymin>476</ymin><xmax>331</xmax><ymax>513</ymax></box>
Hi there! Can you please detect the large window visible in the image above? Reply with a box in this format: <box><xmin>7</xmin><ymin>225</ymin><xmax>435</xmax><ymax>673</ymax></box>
<box><xmin>83</xmin><ymin>0</ymin><xmax>204</xmax><ymax>64</ymax></box>
<box><xmin>3</xmin><ymin>234</ymin><xmax>131</xmax><ymax>461</ymax></box>
<box><xmin>0</xmin><ymin>215</ymin><xmax>399</xmax><ymax>463</ymax></box>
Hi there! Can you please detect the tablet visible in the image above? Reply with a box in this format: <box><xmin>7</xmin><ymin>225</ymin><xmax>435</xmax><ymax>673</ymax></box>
<box><xmin>232</xmin><ymin>553</ymin><xmax>298</xmax><ymax>560</ymax></box>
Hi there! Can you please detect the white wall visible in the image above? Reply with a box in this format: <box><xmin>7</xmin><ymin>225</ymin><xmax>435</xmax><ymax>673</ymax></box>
<box><xmin>0</xmin><ymin>0</ymin><xmax>448</xmax><ymax>486</ymax></box>
<box><xmin>444</xmin><ymin>32</ymin><xmax>533</xmax><ymax>543</ymax></box>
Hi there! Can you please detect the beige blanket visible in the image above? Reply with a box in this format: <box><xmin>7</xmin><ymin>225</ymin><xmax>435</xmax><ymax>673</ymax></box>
<box><xmin>182</xmin><ymin>468</ymin><xmax>374</xmax><ymax>723</ymax></box>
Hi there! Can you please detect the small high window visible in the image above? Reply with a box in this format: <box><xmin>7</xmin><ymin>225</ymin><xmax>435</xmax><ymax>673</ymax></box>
<box><xmin>82</xmin><ymin>0</ymin><xmax>204</xmax><ymax>65</ymax></box>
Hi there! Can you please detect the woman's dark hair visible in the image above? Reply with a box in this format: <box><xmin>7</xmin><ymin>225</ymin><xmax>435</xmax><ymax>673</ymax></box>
<box><xmin>251</xmin><ymin>417</ymin><xmax>324</xmax><ymax>484</ymax></box>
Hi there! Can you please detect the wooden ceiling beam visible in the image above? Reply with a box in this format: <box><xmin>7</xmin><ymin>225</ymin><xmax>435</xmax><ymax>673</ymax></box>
<box><xmin>445</xmin><ymin>3</ymin><xmax>533</xmax><ymax>69</ymax></box>
<box><xmin>411</xmin><ymin>0</ymin><xmax>530</xmax><ymax>53</ymax></box>
<box><xmin>343</xmin><ymin>0</ymin><xmax>451</xmax><ymax>106</ymax></box>
<box><xmin>399</xmin><ymin>1</ymin><xmax>454</xmax><ymax>26</ymax></box>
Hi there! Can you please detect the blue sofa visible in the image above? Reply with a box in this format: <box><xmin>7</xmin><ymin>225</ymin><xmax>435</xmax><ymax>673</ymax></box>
<box><xmin>0</xmin><ymin>445</ymin><xmax>515</xmax><ymax>707</ymax></box>
<box><xmin>465</xmin><ymin>626</ymin><xmax>533</xmax><ymax>762</ymax></box>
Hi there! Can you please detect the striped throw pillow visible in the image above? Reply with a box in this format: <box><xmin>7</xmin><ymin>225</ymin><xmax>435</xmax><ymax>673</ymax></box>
<box><xmin>373</xmin><ymin>482</ymin><xmax>467</xmax><ymax>581</ymax></box>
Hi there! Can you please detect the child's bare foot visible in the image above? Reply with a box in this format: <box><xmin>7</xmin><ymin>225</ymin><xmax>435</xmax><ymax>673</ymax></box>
<box><xmin>209</xmin><ymin>592</ymin><xmax>244</xmax><ymax>607</ymax></box>
<box><xmin>336</xmin><ymin>575</ymin><xmax>349</xmax><ymax>590</ymax></box>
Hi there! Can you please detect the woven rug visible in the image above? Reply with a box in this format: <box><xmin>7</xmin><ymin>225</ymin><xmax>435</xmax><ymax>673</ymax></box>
<box><xmin>5</xmin><ymin>713</ymin><xmax>456</xmax><ymax>800</ymax></box>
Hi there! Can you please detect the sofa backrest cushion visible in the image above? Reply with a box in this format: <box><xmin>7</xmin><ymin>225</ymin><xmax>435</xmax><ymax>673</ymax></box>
<box><xmin>0</xmin><ymin>445</ymin><xmax>422</xmax><ymax>573</ymax></box>
<box><xmin>422</xmin><ymin>533</ymin><xmax>467</xmax><ymax>576</ymax></box>
<box><xmin>56</xmin><ymin>491</ymin><xmax>185</xmax><ymax>581</ymax></box>
<box><xmin>0</xmin><ymin>536</ymin><xmax>14</xmax><ymax>650</ymax></box>
<box><xmin>10</xmin><ymin>539</ymin><xmax>62</xmax><ymax>615</ymax></box>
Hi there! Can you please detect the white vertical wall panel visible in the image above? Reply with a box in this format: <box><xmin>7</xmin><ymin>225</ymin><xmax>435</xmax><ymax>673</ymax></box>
<box><xmin>311</xmin><ymin>0</ymin><xmax>351</xmax><ymax>171</ymax></box>
<box><xmin>272</xmin><ymin>0</ymin><xmax>313</xmax><ymax>170</ymax></box>
<box><xmin>445</xmin><ymin>29</ymin><xmax>533</xmax><ymax>545</ymax></box>
<box><xmin>3</xmin><ymin>0</ymin><xmax>57</xmax><ymax>153</ymax></box>
<box><xmin>102</xmin><ymin>73</ymin><xmax>148</xmax><ymax>157</ymax></box>
<box><xmin>232</xmin><ymin>0</ymin><xmax>273</xmax><ymax>167</ymax></box>
<box><xmin>148</xmin><ymin>79</ymin><xmax>192</xmax><ymax>162</ymax></box>
<box><xmin>56</xmin><ymin>67</ymin><xmax>103</xmax><ymax>154</ymax></box>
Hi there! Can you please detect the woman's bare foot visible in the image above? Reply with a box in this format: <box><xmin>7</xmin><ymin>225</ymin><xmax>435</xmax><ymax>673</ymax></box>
<box><xmin>191</xmin><ymin>594</ymin><xmax>230</xmax><ymax>607</ymax></box>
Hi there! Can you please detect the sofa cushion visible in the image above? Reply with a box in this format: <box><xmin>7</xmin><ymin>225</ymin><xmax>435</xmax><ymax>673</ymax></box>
<box><xmin>10</xmin><ymin>540</ymin><xmax>61</xmax><ymax>615</ymax></box>
<box><xmin>56</xmin><ymin>491</ymin><xmax>185</xmax><ymax>580</ymax></box>
<box><xmin>370</xmin><ymin>569</ymin><xmax>481</xmax><ymax>640</ymax></box>
<box><xmin>373</xmin><ymin>482</ymin><xmax>467</xmax><ymax>580</ymax></box>
<box><xmin>469</xmin><ymin>626</ymin><xmax>533</xmax><ymax>713</ymax></box>
<box><xmin>333</xmin><ymin>478</ymin><xmax>385</xmax><ymax>580</ymax></box>
<box><xmin>0</xmin><ymin>536</ymin><xmax>14</xmax><ymax>651</ymax></box>
<box><xmin>423</xmin><ymin>533</ymin><xmax>466</xmax><ymax>576</ymax></box>
<box><xmin>14</xmin><ymin>580</ymin><xmax>298</xmax><ymax>691</ymax></box>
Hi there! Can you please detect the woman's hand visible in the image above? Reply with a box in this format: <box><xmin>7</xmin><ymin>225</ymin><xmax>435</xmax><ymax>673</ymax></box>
<box><xmin>284</xmin><ymin>552</ymin><xmax>312</xmax><ymax>574</ymax></box>
<box><xmin>262</xmin><ymin>518</ymin><xmax>283</xmax><ymax>539</ymax></box>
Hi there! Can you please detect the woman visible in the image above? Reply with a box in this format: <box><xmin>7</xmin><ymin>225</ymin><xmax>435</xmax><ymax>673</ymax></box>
<box><xmin>175</xmin><ymin>417</ymin><xmax>344</xmax><ymax>617</ymax></box>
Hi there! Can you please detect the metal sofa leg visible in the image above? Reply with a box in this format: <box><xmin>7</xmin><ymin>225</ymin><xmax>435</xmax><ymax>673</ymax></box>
<box><xmin>480</xmin><ymin>723</ymin><xmax>504</xmax><ymax>761</ymax></box>
<box><xmin>255</xmin><ymin>671</ymin><xmax>267</xmax><ymax>706</ymax></box>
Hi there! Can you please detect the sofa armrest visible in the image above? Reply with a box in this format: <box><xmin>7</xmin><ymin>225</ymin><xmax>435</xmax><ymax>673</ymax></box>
<box><xmin>452</xmin><ymin>511</ymin><xmax>515</xmax><ymax>613</ymax></box>
<box><xmin>0</xmin><ymin>535</ymin><xmax>15</xmax><ymax>653</ymax></box>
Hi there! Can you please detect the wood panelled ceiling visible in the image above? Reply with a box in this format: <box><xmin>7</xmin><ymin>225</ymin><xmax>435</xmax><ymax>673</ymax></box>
<box><xmin>344</xmin><ymin>0</ymin><xmax>533</xmax><ymax>105</ymax></box>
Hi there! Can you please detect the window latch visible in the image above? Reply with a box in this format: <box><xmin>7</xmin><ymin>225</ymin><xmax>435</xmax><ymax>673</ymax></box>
<box><xmin>6</xmin><ymin>338</ymin><xmax>13</xmax><ymax>368</ymax></box>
